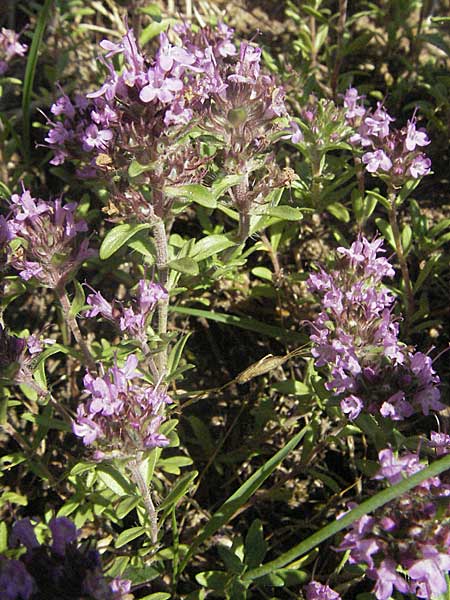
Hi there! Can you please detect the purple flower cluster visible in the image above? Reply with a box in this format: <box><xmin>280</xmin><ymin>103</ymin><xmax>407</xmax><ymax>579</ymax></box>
<box><xmin>1</xmin><ymin>517</ymin><xmax>132</xmax><ymax>599</ymax></box>
<box><xmin>0</xmin><ymin>325</ymin><xmax>44</xmax><ymax>389</ymax></box>
<box><xmin>305</xmin><ymin>581</ymin><xmax>341</xmax><ymax>599</ymax></box>
<box><xmin>44</xmin><ymin>24</ymin><xmax>291</xmax><ymax>221</ymax></box>
<box><xmin>73</xmin><ymin>354</ymin><xmax>171</xmax><ymax>456</ymax></box>
<box><xmin>337</xmin><ymin>447</ymin><xmax>450</xmax><ymax>600</ymax></box>
<box><xmin>85</xmin><ymin>279</ymin><xmax>168</xmax><ymax>342</ymax></box>
<box><xmin>308</xmin><ymin>235</ymin><xmax>443</xmax><ymax>421</ymax></box>
<box><xmin>4</xmin><ymin>188</ymin><xmax>95</xmax><ymax>288</ymax></box>
<box><xmin>343</xmin><ymin>87</ymin><xmax>431</xmax><ymax>183</ymax></box>
<box><xmin>0</xmin><ymin>28</ymin><xmax>27</xmax><ymax>75</ymax></box>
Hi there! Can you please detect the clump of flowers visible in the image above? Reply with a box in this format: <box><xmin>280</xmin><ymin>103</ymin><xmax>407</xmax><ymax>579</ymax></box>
<box><xmin>308</xmin><ymin>235</ymin><xmax>443</xmax><ymax>421</ymax></box>
<box><xmin>336</xmin><ymin>446</ymin><xmax>450</xmax><ymax>600</ymax></box>
<box><xmin>73</xmin><ymin>354</ymin><xmax>171</xmax><ymax>457</ymax></box>
<box><xmin>44</xmin><ymin>24</ymin><xmax>292</xmax><ymax>233</ymax></box>
<box><xmin>1</xmin><ymin>516</ymin><xmax>132</xmax><ymax>599</ymax></box>
<box><xmin>343</xmin><ymin>88</ymin><xmax>431</xmax><ymax>183</ymax></box>
<box><xmin>305</xmin><ymin>581</ymin><xmax>341</xmax><ymax>599</ymax></box>
<box><xmin>0</xmin><ymin>28</ymin><xmax>27</xmax><ymax>75</ymax></box>
<box><xmin>5</xmin><ymin>188</ymin><xmax>95</xmax><ymax>288</ymax></box>
<box><xmin>84</xmin><ymin>279</ymin><xmax>168</xmax><ymax>344</ymax></box>
<box><xmin>0</xmin><ymin>325</ymin><xmax>45</xmax><ymax>391</ymax></box>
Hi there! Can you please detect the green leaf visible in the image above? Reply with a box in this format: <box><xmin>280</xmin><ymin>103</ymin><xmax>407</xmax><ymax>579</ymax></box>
<box><xmin>158</xmin><ymin>455</ymin><xmax>193</xmax><ymax>475</ymax></box>
<box><xmin>158</xmin><ymin>470</ymin><xmax>198</xmax><ymax>514</ymax></box>
<box><xmin>375</xmin><ymin>218</ymin><xmax>395</xmax><ymax>249</ymax></box>
<box><xmin>69</xmin><ymin>280</ymin><xmax>86</xmax><ymax>317</ymax></box>
<box><xmin>401</xmin><ymin>224</ymin><xmax>413</xmax><ymax>255</ymax></box>
<box><xmin>327</xmin><ymin>202</ymin><xmax>350</xmax><ymax>222</ymax></box>
<box><xmin>22</xmin><ymin>0</ymin><xmax>53</xmax><ymax>161</ymax></box>
<box><xmin>97</xmin><ymin>464</ymin><xmax>133</xmax><ymax>496</ymax></box>
<box><xmin>170</xmin><ymin>306</ymin><xmax>307</xmax><ymax>344</ymax></box>
<box><xmin>116</xmin><ymin>495</ymin><xmax>140</xmax><ymax>519</ymax></box>
<box><xmin>100</xmin><ymin>223</ymin><xmax>151</xmax><ymax>259</ymax></box>
<box><xmin>0</xmin><ymin>521</ymin><xmax>7</xmax><ymax>553</ymax></box>
<box><xmin>195</xmin><ymin>571</ymin><xmax>229</xmax><ymax>589</ymax></box>
<box><xmin>168</xmin><ymin>257</ymin><xmax>199</xmax><ymax>275</ymax></box>
<box><xmin>242</xmin><ymin>453</ymin><xmax>450</xmax><ymax>582</ymax></box>
<box><xmin>167</xmin><ymin>332</ymin><xmax>192</xmax><ymax>379</ymax></box>
<box><xmin>128</xmin><ymin>159</ymin><xmax>152</xmax><ymax>178</ymax></box>
<box><xmin>245</xmin><ymin>519</ymin><xmax>267</xmax><ymax>568</ymax></box>
<box><xmin>256</xmin><ymin>206</ymin><xmax>303</xmax><ymax>221</ymax></box>
<box><xmin>179</xmin><ymin>426</ymin><xmax>308</xmax><ymax>573</ymax></box>
<box><xmin>218</xmin><ymin>545</ymin><xmax>245</xmax><ymax>575</ymax></box>
<box><xmin>115</xmin><ymin>526</ymin><xmax>146</xmax><ymax>548</ymax></box>
<box><xmin>212</xmin><ymin>174</ymin><xmax>245</xmax><ymax>200</ymax></box>
<box><xmin>140</xmin><ymin>594</ymin><xmax>171</xmax><ymax>600</ymax></box>
<box><xmin>165</xmin><ymin>184</ymin><xmax>217</xmax><ymax>208</ymax></box>
<box><xmin>271</xmin><ymin>380</ymin><xmax>311</xmax><ymax>395</ymax></box>
<box><xmin>140</xmin><ymin>21</ymin><xmax>170</xmax><ymax>45</ymax></box>
<box><xmin>192</xmin><ymin>234</ymin><xmax>235</xmax><ymax>261</ymax></box>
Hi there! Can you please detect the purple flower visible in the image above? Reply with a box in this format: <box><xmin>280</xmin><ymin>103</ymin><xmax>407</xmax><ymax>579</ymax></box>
<box><xmin>82</xmin><ymin>123</ymin><xmax>113</xmax><ymax>151</ymax></box>
<box><xmin>156</xmin><ymin>32</ymin><xmax>196</xmax><ymax>73</ymax></box>
<box><xmin>85</xmin><ymin>290</ymin><xmax>114</xmax><ymax>320</ymax></box>
<box><xmin>342</xmin><ymin>87</ymin><xmax>366</xmax><ymax>120</ymax></box>
<box><xmin>429</xmin><ymin>431</ymin><xmax>450</xmax><ymax>456</ymax></box>
<box><xmin>409</xmin><ymin>154</ymin><xmax>432</xmax><ymax>178</ymax></box>
<box><xmin>408</xmin><ymin>545</ymin><xmax>450</xmax><ymax>598</ymax></box>
<box><xmin>10</xmin><ymin>519</ymin><xmax>39</xmax><ymax>551</ymax></box>
<box><xmin>0</xmin><ymin>28</ymin><xmax>27</xmax><ymax>75</ymax></box>
<box><xmin>49</xmin><ymin>517</ymin><xmax>78</xmax><ymax>555</ymax></box>
<box><xmin>7</xmin><ymin>190</ymin><xmax>95</xmax><ymax>288</ymax></box>
<box><xmin>363</xmin><ymin>103</ymin><xmax>395</xmax><ymax>140</ymax></box>
<box><xmin>305</xmin><ymin>581</ymin><xmax>341</xmax><ymax>600</ymax></box>
<box><xmin>405</xmin><ymin>118</ymin><xmax>430</xmax><ymax>151</ymax></box>
<box><xmin>73</xmin><ymin>355</ymin><xmax>171</xmax><ymax>455</ymax></box>
<box><xmin>367</xmin><ymin>558</ymin><xmax>410</xmax><ymax>600</ymax></box>
<box><xmin>362</xmin><ymin>149</ymin><xmax>392</xmax><ymax>173</ymax></box>
<box><xmin>374</xmin><ymin>448</ymin><xmax>424</xmax><ymax>485</ymax></box>
<box><xmin>0</xmin><ymin>559</ymin><xmax>35</xmax><ymax>600</ymax></box>
<box><xmin>308</xmin><ymin>235</ymin><xmax>442</xmax><ymax>422</ymax></box>
<box><xmin>341</xmin><ymin>395</ymin><xmax>363</xmax><ymax>420</ymax></box>
<box><xmin>139</xmin><ymin>65</ymin><xmax>183</xmax><ymax>104</ymax></box>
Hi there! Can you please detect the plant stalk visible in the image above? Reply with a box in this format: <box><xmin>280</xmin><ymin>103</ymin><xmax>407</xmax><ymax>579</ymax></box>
<box><xmin>57</xmin><ymin>287</ymin><xmax>96</xmax><ymax>371</ymax></box>
<box><xmin>387</xmin><ymin>194</ymin><xmax>414</xmax><ymax>324</ymax></box>
<box><xmin>128</xmin><ymin>458</ymin><xmax>158</xmax><ymax>545</ymax></box>
<box><xmin>152</xmin><ymin>218</ymin><xmax>169</xmax><ymax>376</ymax></box>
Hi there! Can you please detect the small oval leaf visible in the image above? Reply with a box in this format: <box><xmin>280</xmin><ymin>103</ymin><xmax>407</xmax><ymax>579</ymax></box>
<box><xmin>100</xmin><ymin>223</ymin><xmax>151</xmax><ymax>260</ymax></box>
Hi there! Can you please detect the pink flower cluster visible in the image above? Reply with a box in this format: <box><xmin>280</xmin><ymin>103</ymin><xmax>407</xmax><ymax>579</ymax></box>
<box><xmin>1</xmin><ymin>517</ymin><xmax>131</xmax><ymax>599</ymax></box>
<box><xmin>73</xmin><ymin>354</ymin><xmax>171</xmax><ymax>456</ymax></box>
<box><xmin>43</xmin><ymin>24</ymin><xmax>291</xmax><ymax>221</ymax></box>
<box><xmin>337</xmin><ymin>447</ymin><xmax>450</xmax><ymax>600</ymax></box>
<box><xmin>0</xmin><ymin>27</ymin><xmax>27</xmax><ymax>75</ymax></box>
<box><xmin>4</xmin><ymin>188</ymin><xmax>95</xmax><ymax>288</ymax></box>
<box><xmin>343</xmin><ymin>87</ymin><xmax>431</xmax><ymax>183</ymax></box>
<box><xmin>308</xmin><ymin>236</ymin><xmax>443</xmax><ymax>421</ymax></box>
<box><xmin>305</xmin><ymin>581</ymin><xmax>341</xmax><ymax>599</ymax></box>
<box><xmin>84</xmin><ymin>279</ymin><xmax>168</xmax><ymax>342</ymax></box>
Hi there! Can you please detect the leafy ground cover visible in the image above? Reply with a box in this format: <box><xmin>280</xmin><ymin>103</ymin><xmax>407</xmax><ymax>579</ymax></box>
<box><xmin>1</xmin><ymin>1</ymin><xmax>450</xmax><ymax>599</ymax></box>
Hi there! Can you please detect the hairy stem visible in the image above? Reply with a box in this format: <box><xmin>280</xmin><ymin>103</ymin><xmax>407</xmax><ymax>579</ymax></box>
<box><xmin>331</xmin><ymin>0</ymin><xmax>348</xmax><ymax>98</ymax></box>
<box><xmin>128</xmin><ymin>458</ymin><xmax>158</xmax><ymax>545</ymax></box>
<box><xmin>235</xmin><ymin>176</ymin><xmax>250</xmax><ymax>242</ymax></box>
<box><xmin>387</xmin><ymin>195</ymin><xmax>414</xmax><ymax>324</ymax></box>
<box><xmin>152</xmin><ymin>218</ymin><xmax>169</xmax><ymax>376</ymax></box>
<box><xmin>56</xmin><ymin>287</ymin><xmax>96</xmax><ymax>371</ymax></box>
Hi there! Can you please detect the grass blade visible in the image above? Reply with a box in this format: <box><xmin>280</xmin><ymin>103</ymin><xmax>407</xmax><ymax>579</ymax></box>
<box><xmin>22</xmin><ymin>0</ymin><xmax>53</xmax><ymax>162</ymax></box>
<box><xmin>179</xmin><ymin>425</ymin><xmax>309</xmax><ymax>573</ymax></box>
<box><xmin>170</xmin><ymin>306</ymin><xmax>307</xmax><ymax>344</ymax></box>
<box><xmin>242</xmin><ymin>453</ymin><xmax>450</xmax><ymax>582</ymax></box>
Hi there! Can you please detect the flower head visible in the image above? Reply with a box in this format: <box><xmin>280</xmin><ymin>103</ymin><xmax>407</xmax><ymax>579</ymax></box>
<box><xmin>6</xmin><ymin>190</ymin><xmax>95</xmax><ymax>288</ymax></box>
<box><xmin>73</xmin><ymin>355</ymin><xmax>171</xmax><ymax>456</ymax></box>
